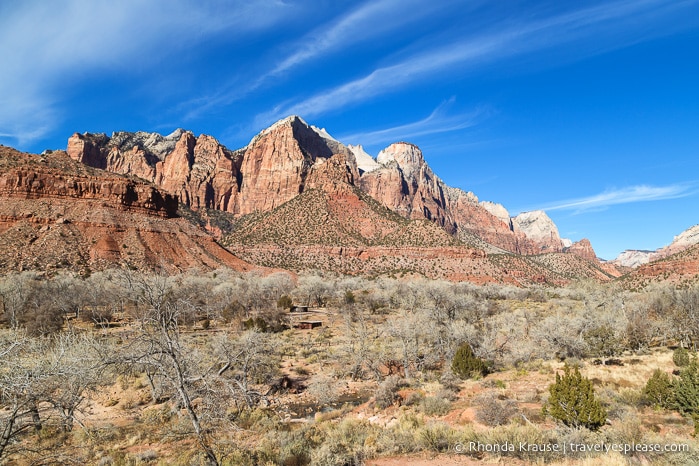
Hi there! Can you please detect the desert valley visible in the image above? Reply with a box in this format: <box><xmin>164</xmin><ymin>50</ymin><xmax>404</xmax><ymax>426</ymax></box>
<box><xmin>1</xmin><ymin>115</ymin><xmax>699</xmax><ymax>465</ymax></box>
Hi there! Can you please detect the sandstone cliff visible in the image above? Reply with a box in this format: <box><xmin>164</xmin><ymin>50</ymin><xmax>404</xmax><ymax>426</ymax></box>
<box><xmin>564</xmin><ymin>238</ymin><xmax>597</xmax><ymax>262</ymax></box>
<box><xmin>358</xmin><ymin>142</ymin><xmax>560</xmax><ymax>254</ymax></box>
<box><xmin>66</xmin><ymin>115</ymin><xmax>599</xmax><ymax>261</ymax></box>
<box><xmin>610</xmin><ymin>250</ymin><xmax>655</xmax><ymax>268</ymax></box>
<box><xmin>652</xmin><ymin>224</ymin><xmax>699</xmax><ymax>260</ymax></box>
<box><xmin>68</xmin><ymin>128</ymin><xmax>244</xmax><ymax>213</ymax></box>
<box><xmin>0</xmin><ymin>146</ymin><xmax>253</xmax><ymax>274</ymax></box>
<box><xmin>512</xmin><ymin>210</ymin><xmax>564</xmax><ymax>253</ymax></box>
<box><xmin>611</xmin><ymin>224</ymin><xmax>699</xmax><ymax>269</ymax></box>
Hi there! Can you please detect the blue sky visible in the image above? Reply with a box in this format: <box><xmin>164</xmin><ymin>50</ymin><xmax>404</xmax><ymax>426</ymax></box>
<box><xmin>1</xmin><ymin>0</ymin><xmax>699</xmax><ymax>260</ymax></box>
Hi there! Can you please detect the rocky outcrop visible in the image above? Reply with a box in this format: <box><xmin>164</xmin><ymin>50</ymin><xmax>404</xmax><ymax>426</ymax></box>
<box><xmin>68</xmin><ymin>129</ymin><xmax>243</xmax><ymax>213</ymax></box>
<box><xmin>625</xmin><ymin>243</ymin><xmax>699</xmax><ymax>287</ymax></box>
<box><xmin>565</xmin><ymin>239</ymin><xmax>597</xmax><ymax>262</ymax></box>
<box><xmin>1</xmin><ymin>152</ymin><xmax>176</xmax><ymax>217</ymax></box>
<box><xmin>358</xmin><ymin>142</ymin><xmax>563</xmax><ymax>254</ymax></box>
<box><xmin>155</xmin><ymin>133</ymin><xmax>243</xmax><ymax>213</ymax></box>
<box><xmin>653</xmin><ymin>224</ymin><xmax>699</xmax><ymax>260</ymax></box>
<box><xmin>480</xmin><ymin>201</ymin><xmax>511</xmax><ymax>227</ymax></box>
<box><xmin>611</xmin><ymin>224</ymin><xmax>699</xmax><ymax>269</ymax></box>
<box><xmin>610</xmin><ymin>250</ymin><xmax>654</xmax><ymax>268</ymax></box>
<box><xmin>237</xmin><ymin>116</ymin><xmax>341</xmax><ymax>215</ymax></box>
<box><xmin>347</xmin><ymin>144</ymin><xmax>380</xmax><ymax>173</ymax></box>
<box><xmin>0</xmin><ymin>146</ymin><xmax>253</xmax><ymax>274</ymax></box>
<box><xmin>360</xmin><ymin>142</ymin><xmax>454</xmax><ymax>230</ymax></box>
<box><xmin>512</xmin><ymin>211</ymin><xmax>564</xmax><ymax>252</ymax></box>
<box><xmin>67</xmin><ymin>116</ymin><xmax>359</xmax><ymax>216</ymax></box>
<box><xmin>67</xmin><ymin>115</ymin><xmax>592</xmax><ymax>259</ymax></box>
<box><xmin>442</xmin><ymin>187</ymin><xmax>548</xmax><ymax>255</ymax></box>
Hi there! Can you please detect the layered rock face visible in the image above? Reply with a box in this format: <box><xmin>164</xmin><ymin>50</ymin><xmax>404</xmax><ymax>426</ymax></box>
<box><xmin>565</xmin><ymin>239</ymin><xmax>597</xmax><ymax>262</ymax></box>
<box><xmin>359</xmin><ymin>142</ymin><xmax>562</xmax><ymax>254</ymax></box>
<box><xmin>1</xmin><ymin>148</ymin><xmax>176</xmax><ymax>217</ymax></box>
<box><xmin>347</xmin><ymin>144</ymin><xmax>380</xmax><ymax>173</ymax></box>
<box><xmin>237</xmin><ymin>116</ymin><xmax>340</xmax><ymax>214</ymax></box>
<box><xmin>360</xmin><ymin>142</ymin><xmax>454</xmax><ymax>229</ymax></box>
<box><xmin>67</xmin><ymin>116</ymin><xmax>352</xmax><ymax>216</ymax></box>
<box><xmin>611</xmin><ymin>224</ymin><xmax>699</xmax><ymax>269</ymax></box>
<box><xmin>653</xmin><ymin>224</ymin><xmax>699</xmax><ymax>259</ymax></box>
<box><xmin>66</xmin><ymin>115</ymin><xmax>595</xmax><ymax>259</ymax></box>
<box><xmin>610</xmin><ymin>250</ymin><xmax>654</xmax><ymax>268</ymax></box>
<box><xmin>0</xmin><ymin>146</ymin><xmax>253</xmax><ymax>274</ymax></box>
<box><xmin>68</xmin><ymin>128</ymin><xmax>243</xmax><ymax>213</ymax></box>
<box><xmin>512</xmin><ymin>211</ymin><xmax>564</xmax><ymax>253</ymax></box>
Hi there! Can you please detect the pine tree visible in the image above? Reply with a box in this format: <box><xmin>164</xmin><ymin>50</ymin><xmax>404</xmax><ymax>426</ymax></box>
<box><xmin>673</xmin><ymin>358</ymin><xmax>699</xmax><ymax>414</ymax></box>
<box><xmin>673</xmin><ymin>347</ymin><xmax>691</xmax><ymax>367</ymax></box>
<box><xmin>672</xmin><ymin>358</ymin><xmax>699</xmax><ymax>435</ymax></box>
<box><xmin>544</xmin><ymin>364</ymin><xmax>606</xmax><ymax>430</ymax></box>
<box><xmin>451</xmin><ymin>343</ymin><xmax>488</xmax><ymax>379</ymax></box>
<box><xmin>643</xmin><ymin>369</ymin><xmax>674</xmax><ymax>409</ymax></box>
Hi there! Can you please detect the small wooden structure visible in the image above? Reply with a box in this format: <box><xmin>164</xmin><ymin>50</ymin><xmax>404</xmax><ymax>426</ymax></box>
<box><xmin>295</xmin><ymin>320</ymin><xmax>322</xmax><ymax>330</ymax></box>
<box><xmin>290</xmin><ymin>305</ymin><xmax>309</xmax><ymax>313</ymax></box>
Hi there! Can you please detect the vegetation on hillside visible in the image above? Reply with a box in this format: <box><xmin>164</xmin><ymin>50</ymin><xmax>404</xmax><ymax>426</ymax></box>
<box><xmin>1</xmin><ymin>270</ymin><xmax>699</xmax><ymax>464</ymax></box>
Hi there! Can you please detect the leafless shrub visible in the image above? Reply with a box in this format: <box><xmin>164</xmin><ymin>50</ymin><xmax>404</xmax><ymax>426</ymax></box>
<box><xmin>307</xmin><ymin>374</ymin><xmax>342</xmax><ymax>406</ymax></box>
<box><xmin>473</xmin><ymin>391</ymin><xmax>518</xmax><ymax>426</ymax></box>
<box><xmin>419</xmin><ymin>396</ymin><xmax>451</xmax><ymax>416</ymax></box>
<box><xmin>374</xmin><ymin>375</ymin><xmax>407</xmax><ymax>409</ymax></box>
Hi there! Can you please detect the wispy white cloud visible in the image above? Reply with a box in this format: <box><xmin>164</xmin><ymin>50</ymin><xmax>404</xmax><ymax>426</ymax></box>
<box><xmin>179</xmin><ymin>0</ymin><xmax>461</xmax><ymax>122</ymax></box>
<box><xmin>254</xmin><ymin>34</ymin><xmax>506</xmax><ymax>126</ymax></box>
<box><xmin>266</xmin><ymin>0</ymin><xmax>453</xmax><ymax>79</ymax></box>
<box><xmin>256</xmin><ymin>0</ymin><xmax>696</xmax><ymax>125</ymax></box>
<box><xmin>0</xmin><ymin>0</ymin><xmax>290</xmax><ymax>147</ymax></box>
<box><xmin>520</xmin><ymin>184</ymin><xmax>697</xmax><ymax>214</ymax></box>
<box><xmin>335</xmin><ymin>98</ymin><xmax>491</xmax><ymax>147</ymax></box>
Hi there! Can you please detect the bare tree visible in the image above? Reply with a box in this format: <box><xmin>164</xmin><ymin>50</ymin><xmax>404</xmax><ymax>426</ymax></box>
<box><xmin>214</xmin><ymin>330</ymin><xmax>280</xmax><ymax>409</ymax></box>
<box><xmin>0</xmin><ymin>333</ymin><xmax>49</xmax><ymax>461</ymax></box>
<box><xmin>298</xmin><ymin>273</ymin><xmax>334</xmax><ymax>307</ymax></box>
<box><xmin>0</xmin><ymin>273</ymin><xmax>38</xmax><ymax>329</ymax></box>
<box><xmin>340</xmin><ymin>310</ymin><xmax>383</xmax><ymax>380</ymax></box>
<box><xmin>116</xmin><ymin>271</ymin><xmax>221</xmax><ymax>465</ymax></box>
<box><xmin>43</xmin><ymin>332</ymin><xmax>108</xmax><ymax>432</ymax></box>
<box><xmin>384</xmin><ymin>310</ymin><xmax>427</xmax><ymax>379</ymax></box>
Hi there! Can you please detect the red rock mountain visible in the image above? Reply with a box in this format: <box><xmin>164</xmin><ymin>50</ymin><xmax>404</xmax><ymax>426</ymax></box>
<box><xmin>66</xmin><ymin>115</ymin><xmax>598</xmax><ymax>262</ymax></box>
<box><xmin>0</xmin><ymin>145</ymin><xmax>254</xmax><ymax>274</ymax></box>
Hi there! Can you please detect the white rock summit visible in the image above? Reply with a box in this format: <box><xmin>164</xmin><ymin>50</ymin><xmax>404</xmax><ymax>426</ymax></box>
<box><xmin>512</xmin><ymin>210</ymin><xmax>563</xmax><ymax>250</ymax></box>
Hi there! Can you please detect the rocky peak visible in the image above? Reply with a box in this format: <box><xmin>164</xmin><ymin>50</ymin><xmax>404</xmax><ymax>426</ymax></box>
<box><xmin>512</xmin><ymin>210</ymin><xmax>563</xmax><ymax>252</ymax></box>
<box><xmin>611</xmin><ymin>224</ymin><xmax>699</xmax><ymax>268</ymax></box>
<box><xmin>611</xmin><ymin>250</ymin><xmax>654</xmax><ymax>268</ymax></box>
<box><xmin>109</xmin><ymin>128</ymin><xmax>185</xmax><ymax>162</ymax></box>
<box><xmin>377</xmin><ymin>142</ymin><xmax>425</xmax><ymax>173</ymax></box>
<box><xmin>65</xmin><ymin>116</ymin><xmax>580</xmax><ymax>259</ymax></box>
<box><xmin>662</xmin><ymin>224</ymin><xmax>699</xmax><ymax>254</ymax></box>
<box><xmin>348</xmin><ymin>144</ymin><xmax>380</xmax><ymax>174</ymax></box>
<box><xmin>480</xmin><ymin>201</ymin><xmax>512</xmax><ymax>228</ymax></box>
<box><xmin>236</xmin><ymin>115</ymin><xmax>354</xmax><ymax>215</ymax></box>
<box><xmin>565</xmin><ymin>238</ymin><xmax>597</xmax><ymax>262</ymax></box>
<box><xmin>67</xmin><ymin>132</ymin><xmax>110</xmax><ymax>169</ymax></box>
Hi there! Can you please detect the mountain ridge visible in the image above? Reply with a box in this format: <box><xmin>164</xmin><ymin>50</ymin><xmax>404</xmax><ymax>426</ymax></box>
<box><xmin>66</xmin><ymin>115</ymin><xmax>591</xmax><ymax>260</ymax></box>
<box><xmin>0</xmin><ymin>145</ymin><xmax>256</xmax><ymax>274</ymax></box>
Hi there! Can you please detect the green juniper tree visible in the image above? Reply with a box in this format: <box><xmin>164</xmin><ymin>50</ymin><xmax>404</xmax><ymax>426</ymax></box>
<box><xmin>544</xmin><ymin>364</ymin><xmax>606</xmax><ymax>430</ymax></box>
<box><xmin>451</xmin><ymin>343</ymin><xmax>488</xmax><ymax>379</ymax></box>
<box><xmin>672</xmin><ymin>357</ymin><xmax>699</xmax><ymax>433</ymax></box>
<box><xmin>673</xmin><ymin>347</ymin><xmax>691</xmax><ymax>367</ymax></box>
<box><xmin>643</xmin><ymin>369</ymin><xmax>674</xmax><ymax>409</ymax></box>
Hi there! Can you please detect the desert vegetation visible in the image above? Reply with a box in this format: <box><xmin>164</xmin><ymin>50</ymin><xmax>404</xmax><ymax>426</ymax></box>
<box><xmin>2</xmin><ymin>270</ymin><xmax>699</xmax><ymax>465</ymax></box>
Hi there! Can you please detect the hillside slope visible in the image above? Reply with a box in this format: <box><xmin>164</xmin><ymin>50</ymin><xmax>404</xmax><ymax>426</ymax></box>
<box><xmin>0</xmin><ymin>146</ymin><xmax>254</xmax><ymax>274</ymax></box>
